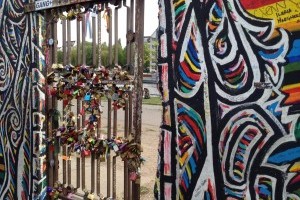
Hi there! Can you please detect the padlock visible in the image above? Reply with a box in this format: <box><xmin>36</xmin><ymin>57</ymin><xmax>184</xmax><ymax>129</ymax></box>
<box><xmin>81</xmin><ymin>149</ymin><xmax>91</xmax><ymax>157</ymax></box>
<box><xmin>84</xmin><ymin>92</ymin><xmax>92</xmax><ymax>101</ymax></box>
<box><xmin>87</xmin><ymin>193</ymin><xmax>95</xmax><ymax>199</ymax></box>
<box><xmin>129</xmin><ymin>172</ymin><xmax>138</xmax><ymax>181</ymax></box>
<box><xmin>50</xmin><ymin>88</ymin><xmax>57</xmax><ymax>96</ymax></box>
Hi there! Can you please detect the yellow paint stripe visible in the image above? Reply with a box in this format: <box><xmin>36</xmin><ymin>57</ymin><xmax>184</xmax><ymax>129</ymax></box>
<box><xmin>246</xmin><ymin>1</ymin><xmax>300</xmax><ymax>27</ymax></box>
<box><xmin>186</xmin><ymin>164</ymin><xmax>192</xmax><ymax>180</ymax></box>
<box><xmin>184</xmin><ymin>53</ymin><xmax>200</xmax><ymax>73</ymax></box>
<box><xmin>179</xmin><ymin>125</ymin><xmax>186</xmax><ymax>134</ymax></box>
<box><xmin>290</xmin><ymin>161</ymin><xmax>300</xmax><ymax>172</ymax></box>
<box><xmin>282</xmin><ymin>83</ymin><xmax>300</xmax><ymax>91</ymax></box>
<box><xmin>179</xmin><ymin>190</ymin><xmax>183</xmax><ymax>199</ymax></box>
<box><xmin>233</xmin><ymin>169</ymin><xmax>243</xmax><ymax>177</ymax></box>
<box><xmin>211</xmin><ymin>14</ymin><xmax>221</xmax><ymax>22</ymax></box>
<box><xmin>179</xmin><ymin>151</ymin><xmax>188</xmax><ymax>166</ymax></box>
<box><xmin>174</xmin><ymin>0</ymin><xmax>185</xmax><ymax>7</ymax></box>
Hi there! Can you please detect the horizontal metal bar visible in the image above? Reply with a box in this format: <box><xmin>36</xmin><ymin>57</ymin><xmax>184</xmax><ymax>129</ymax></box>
<box><xmin>24</xmin><ymin>0</ymin><xmax>110</xmax><ymax>13</ymax></box>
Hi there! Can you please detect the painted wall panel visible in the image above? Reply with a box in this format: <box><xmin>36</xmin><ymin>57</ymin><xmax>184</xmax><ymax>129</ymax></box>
<box><xmin>156</xmin><ymin>0</ymin><xmax>300</xmax><ymax>199</ymax></box>
<box><xmin>0</xmin><ymin>0</ymin><xmax>46</xmax><ymax>199</ymax></box>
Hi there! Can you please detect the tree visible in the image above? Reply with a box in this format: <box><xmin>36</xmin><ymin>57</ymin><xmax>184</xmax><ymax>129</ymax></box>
<box><xmin>56</xmin><ymin>41</ymin><xmax>127</xmax><ymax>67</ymax></box>
<box><xmin>144</xmin><ymin>40</ymin><xmax>158</xmax><ymax>73</ymax></box>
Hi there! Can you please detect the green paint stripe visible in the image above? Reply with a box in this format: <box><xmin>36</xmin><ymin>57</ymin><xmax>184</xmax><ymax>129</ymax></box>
<box><xmin>295</xmin><ymin>119</ymin><xmax>300</xmax><ymax>141</ymax></box>
<box><xmin>175</xmin><ymin>5</ymin><xmax>186</xmax><ymax>16</ymax></box>
<box><xmin>285</xmin><ymin>62</ymin><xmax>300</xmax><ymax>74</ymax></box>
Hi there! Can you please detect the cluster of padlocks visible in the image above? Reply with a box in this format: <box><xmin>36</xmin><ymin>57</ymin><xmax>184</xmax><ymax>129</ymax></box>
<box><xmin>46</xmin><ymin>63</ymin><xmax>143</xmax><ymax>199</ymax></box>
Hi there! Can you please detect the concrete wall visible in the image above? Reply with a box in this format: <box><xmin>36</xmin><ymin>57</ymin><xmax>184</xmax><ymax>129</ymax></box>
<box><xmin>0</xmin><ymin>0</ymin><xmax>46</xmax><ymax>199</ymax></box>
<box><xmin>155</xmin><ymin>0</ymin><xmax>300</xmax><ymax>199</ymax></box>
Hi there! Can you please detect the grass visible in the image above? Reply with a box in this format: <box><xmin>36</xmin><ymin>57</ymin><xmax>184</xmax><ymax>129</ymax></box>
<box><xmin>142</xmin><ymin>96</ymin><xmax>162</xmax><ymax>105</ymax></box>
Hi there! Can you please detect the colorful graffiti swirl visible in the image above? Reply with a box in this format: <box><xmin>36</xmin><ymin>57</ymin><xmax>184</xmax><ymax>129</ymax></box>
<box><xmin>156</xmin><ymin>0</ymin><xmax>300</xmax><ymax>199</ymax></box>
<box><xmin>0</xmin><ymin>0</ymin><xmax>46</xmax><ymax>199</ymax></box>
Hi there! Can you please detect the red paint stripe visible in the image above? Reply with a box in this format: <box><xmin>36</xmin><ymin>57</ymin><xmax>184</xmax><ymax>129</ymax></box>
<box><xmin>240</xmin><ymin>0</ymin><xmax>282</xmax><ymax>10</ymax></box>
<box><xmin>224</xmin><ymin>60</ymin><xmax>245</xmax><ymax>79</ymax></box>
<box><xmin>180</xmin><ymin>61</ymin><xmax>201</xmax><ymax>80</ymax></box>
<box><xmin>181</xmin><ymin>115</ymin><xmax>204</xmax><ymax>147</ymax></box>
<box><xmin>282</xmin><ymin>87</ymin><xmax>300</xmax><ymax>94</ymax></box>
<box><xmin>181</xmin><ymin>178</ymin><xmax>187</xmax><ymax>191</ymax></box>
<box><xmin>290</xmin><ymin>174</ymin><xmax>300</xmax><ymax>185</ymax></box>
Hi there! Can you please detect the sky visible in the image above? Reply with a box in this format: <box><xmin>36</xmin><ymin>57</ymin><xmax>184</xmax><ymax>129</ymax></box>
<box><xmin>57</xmin><ymin>0</ymin><xmax>158</xmax><ymax>48</ymax></box>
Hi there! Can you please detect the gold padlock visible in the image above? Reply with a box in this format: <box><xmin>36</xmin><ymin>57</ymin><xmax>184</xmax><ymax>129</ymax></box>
<box><xmin>87</xmin><ymin>193</ymin><xmax>95</xmax><ymax>199</ymax></box>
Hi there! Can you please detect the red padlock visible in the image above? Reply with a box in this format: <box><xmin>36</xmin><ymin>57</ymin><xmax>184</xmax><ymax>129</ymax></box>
<box><xmin>81</xmin><ymin>150</ymin><xmax>91</xmax><ymax>157</ymax></box>
<box><xmin>50</xmin><ymin>88</ymin><xmax>57</xmax><ymax>96</ymax></box>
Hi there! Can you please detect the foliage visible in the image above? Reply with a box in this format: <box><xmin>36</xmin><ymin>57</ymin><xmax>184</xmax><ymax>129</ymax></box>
<box><xmin>144</xmin><ymin>40</ymin><xmax>158</xmax><ymax>72</ymax></box>
<box><xmin>57</xmin><ymin>40</ymin><xmax>156</xmax><ymax>72</ymax></box>
<box><xmin>57</xmin><ymin>41</ymin><xmax>126</xmax><ymax>67</ymax></box>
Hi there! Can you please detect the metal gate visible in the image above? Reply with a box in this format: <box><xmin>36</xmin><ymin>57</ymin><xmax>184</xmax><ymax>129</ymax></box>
<box><xmin>25</xmin><ymin>0</ymin><xmax>144</xmax><ymax>199</ymax></box>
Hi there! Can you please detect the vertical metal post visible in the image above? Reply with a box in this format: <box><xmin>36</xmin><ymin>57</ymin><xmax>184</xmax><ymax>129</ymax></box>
<box><xmin>82</xmin><ymin>14</ymin><xmax>86</xmax><ymax>66</ymax></box>
<box><xmin>114</xmin><ymin>4</ymin><xmax>121</xmax><ymax>65</ymax></box>
<box><xmin>108</xmin><ymin>6</ymin><xmax>113</xmax><ymax>67</ymax></box>
<box><xmin>113</xmin><ymin>105</ymin><xmax>117</xmax><ymax>199</ymax></box>
<box><xmin>81</xmin><ymin>14</ymin><xmax>86</xmax><ymax>190</ymax></box>
<box><xmin>91</xmin><ymin>14</ymin><xmax>97</xmax><ymax>193</ymax></box>
<box><xmin>76</xmin><ymin>17</ymin><xmax>81</xmax><ymax>189</ymax></box>
<box><xmin>128</xmin><ymin>91</ymin><xmax>133</xmax><ymax>199</ymax></box>
<box><xmin>92</xmin><ymin>15</ymin><xmax>97</xmax><ymax>67</ymax></box>
<box><xmin>62</xmin><ymin>18</ymin><xmax>67</xmax><ymax>185</ymax></box>
<box><xmin>129</xmin><ymin>0</ymin><xmax>135</xmax><ymax>74</ymax></box>
<box><xmin>124</xmin><ymin>0</ymin><xmax>131</xmax><ymax>67</ymax></box>
<box><xmin>132</xmin><ymin>0</ymin><xmax>144</xmax><ymax>199</ymax></box>
<box><xmin>96</xmin><ymin>5</ymin><xmax>103</xmax><ymax>196</ymax></box>
<box><xmin>52</xmin><ymin>20</ymin><xmax>59</xmax><ymax>184</ymax></box>
<box><xmin>107</xmin><ymin>98</ymin><xmax>112</xmax><ymax>197</ymax></box>
<box><xmin>45</xmin><ymin>11</ymin><xmax>54</xmax><ymax>188</ymax></box>
<box><xmin>124</xmin><ymin>98</ymin><xmax>129</xmax><ymax>200</ymax></box>
<box><xmin>67</xmin><ymin>19</ymin><xmax>72</xmax><ymax>186</ymax></box>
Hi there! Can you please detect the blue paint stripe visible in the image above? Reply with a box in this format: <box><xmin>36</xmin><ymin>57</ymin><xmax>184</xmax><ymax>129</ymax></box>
<box><xmin>268</xmin><ymin>147</ymin><xmax>300</xmax><ymax>164</ymax></box>
<box><xmin>288</xmin><ymin>56</ymin><xmax>300</xmax><ymax>63</ymax></box>
<box><xmin>259</xmin><ymin>185</ymin><xmax>271</xmax><ymax>196</ymax></box>
<box><xmin>183</xmin><ymin>171</ymin><xmax>189</xmax><ymax>187</ymax></box>
<box><xmin>243</xmin><ymin>134</ymin><xmax>253</xmax><ymax>141</ymax></box>
<box><xmin>235</xmin><ymin>154</ymin><xmax>243</xmax><ymax>161</ymax></box>
<box><xmin>287</xmin><ymin>39</ymin><xmax>300</xmax><ymax>58</ymax></box>
<box><xmin>259</xmin><ymin>46</ymin><xmax>284</xmax><ymax>59</ymax></box>
<box><xmin>214</xmin><ymin>4</ymin><xmax>223</xmax><ymax>17</ymax></box>
<box><xmin>187</xmin><ymin>48</ymin><xmax>200</xmax><ymax>68</ymax></box>
<box><xmin>205</xmin><ymin>191</ymin><xmax>211</xmax><ymax>200</ymax></box>
<box><xmin>178</xmin><ymin>65</ymin><xmax>196</xmax><ymax>86</ymax></box>
<box><xmin>189</xmin><ymin>156</ymin><xmax>197</xmax><ymax>174</ymax></box>
<box><xmin>225</xmin><ymin>187</ymin><xmax>244</xmax><ymax>198</ymax></box>
<box><xmin>188</xmin><ymin>40</ymin><xmax>200</xmax><ymax>66</ymax></box>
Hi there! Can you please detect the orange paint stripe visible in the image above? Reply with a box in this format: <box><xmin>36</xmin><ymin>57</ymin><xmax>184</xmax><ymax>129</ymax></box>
<box><xmin>285</xmin><ymin>92</ymin><xmax>300</xmax><ymax>104</ymax></box>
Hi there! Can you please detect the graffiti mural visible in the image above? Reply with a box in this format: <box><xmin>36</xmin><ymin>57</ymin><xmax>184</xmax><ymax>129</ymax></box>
<box><xmin>0</xmin><ymin>0</ymin><xmax>46</xmax><ymax>199</ymax></box>
<box><xmin>155</xmin><ymin>0</ymin><xmax>300</xmax><ymax>199</ymax></box>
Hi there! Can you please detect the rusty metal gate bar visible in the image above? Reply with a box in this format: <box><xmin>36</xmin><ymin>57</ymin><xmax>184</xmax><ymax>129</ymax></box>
<box><xmin>62</xmin><ymin>18</ymin><xmax>67</xmax><ymax>186</ymax></box>
<box><xmin>96</xmin><ymin>5</ymin><xmax>104</xmax><ymax>197</ymax></box>
<box><xmin>40</xmin><ymin>0</ymin><xmax>145</xmax><ymax>199</ymax></box>
<box><xmin>76</xmin><ymin>15</ymin><xmax>81</xmax><ymax>189</ymax></box>
<box><xmin>91</xmin><ymin>12</ymin><xmax>97</xmax><ymax>193</ymax></box>
<box><xmin>45</xmin><ymin>11</ymin><xmax>54</xmax><ymax>189</ymax></box>
<box><xmin>132</xmin><ymin>0</ymin><xmax>144</xmax><ymax>199</ymax></box>
<box><xmin>81</xmin><ymin>13</ymin><xmax>86</xmax><ymax>191</ymax></box>
<box><xmin>67</xmin><ymin>18</ymin><xmax>72</xmax><ymax>186</ymax></box>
